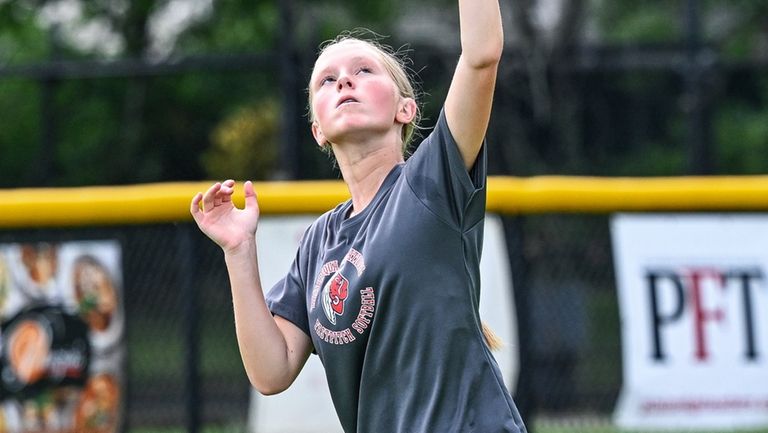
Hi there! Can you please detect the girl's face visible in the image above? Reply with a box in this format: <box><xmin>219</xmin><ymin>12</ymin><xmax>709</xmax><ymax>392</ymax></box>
<box><xmin>309</xmin><ymin>42</ymin><xmax>414</xmax><ymax>148</ymax></box>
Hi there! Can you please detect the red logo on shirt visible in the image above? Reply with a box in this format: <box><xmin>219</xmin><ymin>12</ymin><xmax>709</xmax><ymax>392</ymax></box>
<box><xmin>311</xmin><ymin>249</ymin><xmax>376</xmax><ymax>345</ymax></box>
<box><xmin>322</xmin><ymin>272</ymin><xmax>349</xmax><ymax>325</ymax></box>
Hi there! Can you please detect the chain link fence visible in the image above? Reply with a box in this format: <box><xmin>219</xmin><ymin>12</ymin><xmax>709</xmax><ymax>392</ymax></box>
<box><xmin>3</xmin><ymin>209</ymin><xmax>768</xmax><ymax>432</ymax></box>
<box><xmin>0</xmin><ymin>214</ymin><xmax>625</xmax><ymax>432</ymax></box>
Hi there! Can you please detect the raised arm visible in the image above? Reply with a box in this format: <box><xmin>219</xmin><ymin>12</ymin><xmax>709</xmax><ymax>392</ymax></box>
<box><xmin>191</xmin><ymin>180</ymin><xmax>313</xmax><ymax>394</ymax></box>
<box><xmin>444</xmin><ymin>0</ymin><xmax>504</xmax><ymax>169</ymax></box>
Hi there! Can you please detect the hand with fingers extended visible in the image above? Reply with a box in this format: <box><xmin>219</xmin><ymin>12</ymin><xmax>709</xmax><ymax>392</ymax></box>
<box><xmin>190</xmin><ymin>179</ymin><xmax>260</xmax><ymax>254</ymax></box>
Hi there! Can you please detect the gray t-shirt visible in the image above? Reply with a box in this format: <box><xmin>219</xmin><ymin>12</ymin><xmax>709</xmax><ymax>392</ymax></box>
<box><xmin>266</xmin><ymin>110</ymin><xmax>526</xmax><ymax>433</ymax></box>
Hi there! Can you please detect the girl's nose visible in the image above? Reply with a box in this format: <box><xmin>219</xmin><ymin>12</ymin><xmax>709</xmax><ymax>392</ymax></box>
<box><xmin>337</xmin><ymin>76</ymin><xmax>353</xmax><ymax>90</ymax></box>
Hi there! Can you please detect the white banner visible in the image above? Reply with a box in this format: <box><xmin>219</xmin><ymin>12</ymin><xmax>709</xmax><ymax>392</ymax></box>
<box><xmin>611</xmin><ymin>214</ymin><xmax>768</xmax><ymax>430</ymax></box>
<box><xmin>249</xmin><ymin>214</ymin><xmax>519</xmax><ymax>433</ymax></box>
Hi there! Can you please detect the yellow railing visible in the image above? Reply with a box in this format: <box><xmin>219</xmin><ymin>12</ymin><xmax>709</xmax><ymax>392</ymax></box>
<box><xmin>2</xmin><ymin>176</ymin><xmax>768</xmax><ymax>228</ymax></box>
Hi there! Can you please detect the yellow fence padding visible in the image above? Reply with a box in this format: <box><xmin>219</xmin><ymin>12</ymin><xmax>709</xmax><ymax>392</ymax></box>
<box><xmin>1</xmin><ymin>176</ymin><xmax>767</xmax><ymax>228</ymax></box>
<box><xmin>487</xmin><ymin>176</ymin><xmax>768</xmax><ymax>213</ymax></box>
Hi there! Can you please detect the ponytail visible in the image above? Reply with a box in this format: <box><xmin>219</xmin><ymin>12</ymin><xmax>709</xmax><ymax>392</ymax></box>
<box><xmin>481</xmin><ymin>321</ymin><xmax>503</xmax><ymax>351</ymax></box>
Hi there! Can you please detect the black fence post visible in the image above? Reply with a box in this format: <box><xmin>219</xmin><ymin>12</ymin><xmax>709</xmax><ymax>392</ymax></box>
<box><xmin>34</xmin><ymin>25</ymin><xmax>61</xmax><ymax>186</ymax></box>
<box><xmin>683</xmin><ymin>0</ymin><xmax>714</xmax><ymax>175</ymax></box>
<box><xmin>503</xmin><ymin>216</ymin><xmax>536</xmax><ymax>432</ymax></box>
<box><xmin>178</xmin><ymin>224</ymin><xmax>201</xmax><ymax>433</ymax></box>
<box><xmin>277</xmin><ymin>0</ymin><xmax>301</xmax><ymax>180</ymax></box>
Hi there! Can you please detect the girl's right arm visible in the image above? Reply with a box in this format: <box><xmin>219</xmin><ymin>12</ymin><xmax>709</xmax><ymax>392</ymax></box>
<box><xmin>191</xmin><ymin>180</ymin><xmax>313</xmax><ymax>395</ymax></box>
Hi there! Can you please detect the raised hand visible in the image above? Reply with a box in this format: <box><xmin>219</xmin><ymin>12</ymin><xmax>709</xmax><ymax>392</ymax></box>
<box><xmin>190</xmin><ymin>179</ymin><xmax>260</xmax><ymax>254</ymax></box>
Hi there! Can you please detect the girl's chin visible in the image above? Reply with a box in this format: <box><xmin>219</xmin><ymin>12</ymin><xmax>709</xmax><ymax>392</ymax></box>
<box><xmin>326</xmin><ymin>124</ymin><xmax>393</xmax><ymax>141</ymax></box>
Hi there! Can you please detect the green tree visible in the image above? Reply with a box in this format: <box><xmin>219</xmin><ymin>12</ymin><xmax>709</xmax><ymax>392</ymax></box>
<box><xmin>202</xmin><ymin>99</ymin><xmax>279</xmax><ymax>180</ymax></box>
<box><xmin>2</xmin><ymin>0</ymin><xmax>767</xmax><ymax>186</ymax></box>
<box><xmin>492</xmin><ymin>0</ymin><xmax>768</xmax><ymax>176</ymax></box>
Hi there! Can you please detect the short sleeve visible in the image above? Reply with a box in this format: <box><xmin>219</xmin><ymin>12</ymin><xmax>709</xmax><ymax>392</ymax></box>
<box><xmin>404</xmin><ymin>108</ymin><xmax>487</xmax><ymax>229</ymax></box>
<box><xmin>265</xmin><ymin>246</ymin><xmax>310</xmax><ymax>338</ymax></box>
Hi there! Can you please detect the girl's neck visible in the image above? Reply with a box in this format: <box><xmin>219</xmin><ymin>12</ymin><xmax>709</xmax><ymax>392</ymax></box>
<box><xmin>332</xmin><ymin>139</ymin><xmax>404</xmax><ymax>218</ymax></box>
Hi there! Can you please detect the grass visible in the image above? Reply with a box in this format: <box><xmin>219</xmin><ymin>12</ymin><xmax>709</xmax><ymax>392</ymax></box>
<box><xmin>132</xmin><ymin>427</ymin><xmax>243</xmax><ymax>433</ymax></box>
<box><xmin>538</xmin><ymin>427</ymin><xmax>768</xmax><ymax>433</ymax></box>
<box><xmin>129</xmin><ymin>421</ymin><xmax>768</xmax><ymax>433</ymax></box>
<box><xmin>128</xmin><ymin>314</ymin><xmax>244</xmax><ymax>380</ymax></box>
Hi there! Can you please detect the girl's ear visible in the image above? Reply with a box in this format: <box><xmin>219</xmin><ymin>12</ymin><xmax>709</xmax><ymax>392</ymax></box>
<box><xmin>311</xmin><ymin>121</ymin><xmax>327</xmax><ymax>147</ymax></box>
<box><xmin>395</xmin><ymin>97</ymin><xmax>417</xmax><ymax>125</ymax></box>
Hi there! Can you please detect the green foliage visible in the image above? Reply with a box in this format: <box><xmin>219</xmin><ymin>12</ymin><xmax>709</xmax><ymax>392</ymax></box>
<box><xmin>1</xmin><ymin>0</ymin><xmax>767</xmax><ymax>185</ymax></box>
<box><xmin>55</xmin><ymin>79</ymin><xmax>125</xmax><ymax>185</ymax></box>
<box><xmin>202</xmin><ymin>99</ymin><xmax>279</xmax><ymax>181</ymax></box>
<box><xmin>716</xmin><ymin>104</ymin><xmax>768</xmax><ymax>174</ymax></box>
<box><xmin>593</xmin><ymin>0</ymin><xmax>681</xmax><ymax>43</ymax></box>
<box><xmin>605</xmin><ymin>72</ymin><xmax>688</xmax><ymax>176</ymax></box>
<box><xmin>710</xmin><ymin>0</ymin><xmax>768</xmax><ymax>61</ymax></box>
<box><xmin>0</xmin><ymin>2</ymin><xmax>49</xmax><ymax>64</ymax></box>
<box><xmin>613</xmin><ymin>141</ymin><xmax>688</xmax><ymax>176</ymax></box>
<box><xmin>593</xmin><ymin>0</ymin><xmax>768</xmax><ymax>62</ymax></box>
<box><xmin>0</xmin><ymin>79</ymin><xmax>39</xmax><ymax>187</ymax></box>
<box><xmin>176</xmin><ymin>0</ymin><xmax>278</xmax><ymax>54</ymax></box>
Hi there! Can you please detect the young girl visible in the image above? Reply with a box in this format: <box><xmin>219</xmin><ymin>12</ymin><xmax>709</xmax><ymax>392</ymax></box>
<box><xmin>191</xmin><ymin>0</ymin><xmax>527</xmax><ymax>431</ymax></box>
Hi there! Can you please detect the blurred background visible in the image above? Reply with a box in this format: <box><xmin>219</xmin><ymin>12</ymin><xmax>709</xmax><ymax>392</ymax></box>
<box><xmin>0</xmin><ymin>0</ymin><xmax>767</xmax><ymax>432</ymax></box>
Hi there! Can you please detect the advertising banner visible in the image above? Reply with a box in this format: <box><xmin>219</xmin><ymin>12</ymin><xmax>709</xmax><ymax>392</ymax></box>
<box><xmin>0</xmin><ymin>241</ymin><xmax>124</xmax><ymax>433</ymax></box>
<box><xmin>611</xmin><ymin>214</ymin><xmax>768</xmax><ymax>430</ymax></box>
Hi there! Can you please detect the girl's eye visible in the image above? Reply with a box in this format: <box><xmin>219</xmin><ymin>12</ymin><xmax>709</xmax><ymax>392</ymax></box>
<box><xmin>320</xmin><ymin>76</ymin><xmax>336</xmax><ymax>85</ymax></box>
<box><xmin>357</xmin><ymin>67</ymin><xmax>372</xmax><ymax>74</ymax></box>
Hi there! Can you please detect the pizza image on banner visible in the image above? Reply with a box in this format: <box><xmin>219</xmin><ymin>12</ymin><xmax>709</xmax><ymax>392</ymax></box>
<box><xmin>0</xmin><ymin>240</ymin><xmax>124</xmax><ymax>433</ymax></box>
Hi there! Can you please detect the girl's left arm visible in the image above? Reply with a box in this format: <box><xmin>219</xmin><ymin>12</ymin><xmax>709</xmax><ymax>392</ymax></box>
<box><xmin>444</xmin><ymin>0</ymin><xmax>503</xmax><ymax>170</ymax></box>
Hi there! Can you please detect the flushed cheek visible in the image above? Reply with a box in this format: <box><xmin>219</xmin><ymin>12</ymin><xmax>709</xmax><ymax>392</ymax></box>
<box><xmin>311</xmin><ymin>92</ymin><xmax>335</xmax><ymax>123</ymax></box>
<box><xmin>365</xmin><ymin>82</ymin><xmax>399</xmax><ymax>115</ymax></box>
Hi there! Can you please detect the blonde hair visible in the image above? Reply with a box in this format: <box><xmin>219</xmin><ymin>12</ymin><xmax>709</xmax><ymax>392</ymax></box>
<box><xmin>307</xmin><ymin>32</ymin><xmax>422</xmax><ymax>156</ymax></box>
